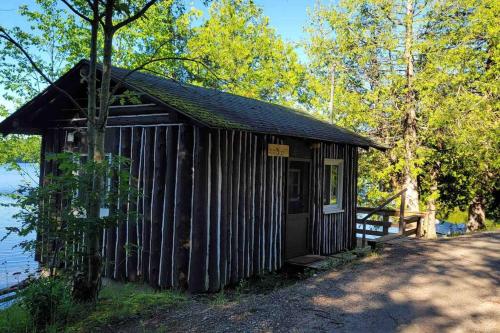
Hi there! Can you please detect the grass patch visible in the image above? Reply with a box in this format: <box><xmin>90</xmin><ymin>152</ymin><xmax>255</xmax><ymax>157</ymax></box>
<box><xmin>485</xmin><ymin>219</ymin><xmax>499</xmax><ymax>231</ymax></box>
<box><xmin>0</xmin><ymin>281</ymin><xmax>186</xmax><ymax>333</ymax></box>
<box><xmin>0</xmin><ymin>303</ymin><xmax>32</xmax><ymax>332</ymax></box>
<box><xmin>442</xmin><ymin>209</ymin><xmax>468</xmax><ymax>223</ymax></box>
<box><xmin>316</xmin><ymin>250</ymin><xmax>363</xmax><ymax>270</ymax></box>
<box><xmin>209</xmin><ymin>290</ymin><xmax>229</xmax><ymax>306</ymax></box>
<box><xmin>201</xmin><ymin>270</ymin><xmax>307</xmax><ymax>304</ymax></box>
<box><xmin>67</xmin><ymin>282</ymin><xmax>186</xmax><ymax>332</ymax></box>
<box><xmin>367</xmin><ymin>250</ymin><xmax>382</xmax><ymax>258</ymax></box>
<box><xmin>440</xmin><ymin>209</ymin><xmax>499</xmax><ymax>231</ymax></box>
<box><xmin>234</xmin><ymin>271</ymin><xmax>300</xmax><ymax>295</ymax></box>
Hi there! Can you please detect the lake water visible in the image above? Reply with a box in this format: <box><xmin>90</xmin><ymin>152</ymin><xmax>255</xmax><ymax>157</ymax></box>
<box><xmin>0</xmin><ymin>163</ymin><xmax>39</xmax><ymax>291</ymax></box>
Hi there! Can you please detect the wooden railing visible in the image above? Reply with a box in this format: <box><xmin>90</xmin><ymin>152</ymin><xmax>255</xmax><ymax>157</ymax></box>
<box><xmin>357</xmin><ymin>189</ymin><xmax>425</xmax><ymax>247</ymax></box>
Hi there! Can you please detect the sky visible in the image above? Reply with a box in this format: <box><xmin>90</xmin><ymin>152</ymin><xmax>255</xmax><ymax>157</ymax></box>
<box><xmin>193</xmin><ymin>0</ymin><xmax>316</xmax><ymax>43</ymax></box>
<box><xmin>1</xmin><ymin>0</ymin><xmax>316</xmax><ymax>44</ymax></box>
<box><xmin>0</xmin><ymin>0</ymin><xmax>319</xmax><ymax>112</ymax></box>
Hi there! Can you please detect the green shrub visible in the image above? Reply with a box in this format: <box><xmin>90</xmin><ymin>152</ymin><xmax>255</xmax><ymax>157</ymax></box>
<box><xmin>19</xmin><ymin>276</ymin><xmax>73</xmax><ymax>331</ymax></box>
<box><xmin>0</xmin><ymin>303</ymin><xmax>32</xmax><ymax>333</ymax></box>
<box><xmin>210</xmin><ymin>290</ymin><xmax>228</xmax><ymax>305</ymax></box>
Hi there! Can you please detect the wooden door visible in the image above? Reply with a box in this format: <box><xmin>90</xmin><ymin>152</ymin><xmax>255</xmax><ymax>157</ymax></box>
<box><xmin>286</xmin><ymin>160</ymin><xmax>310</xmax><ymax>259</ymax></box>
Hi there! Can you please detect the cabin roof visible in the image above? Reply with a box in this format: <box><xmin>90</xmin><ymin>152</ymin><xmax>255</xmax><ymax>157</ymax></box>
<box><xmin>0</xmin><ymin>60</ymin><xmax>386</xmax><ymax>150</ymax></box>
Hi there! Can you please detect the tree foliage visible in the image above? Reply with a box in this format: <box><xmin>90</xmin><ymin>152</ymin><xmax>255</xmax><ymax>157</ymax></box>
<box><xmin>0</xmin><ymin>105</ymin><xmax>40</xmax><ymax>164</ymax></box>
<box><xmin>305</xmin><ymin>0</ymin><xmax>498</xmax><ymax>225</ymax></box>
<box><xmin>417</xmin><ymin>0</ymin><xmax>499</xmax><ymax>227</ymax></box>
<box><xmin>305</xmin><ymin>0</ymin><xmax>417</xmax><ymax>206</ymax></box>
<box><xmin>0</xmin><ymin>0</ymin><xmax>194</xmax><ymax>105</ymax></box>
<box><xmin>0</xmin><ymin>0</ymin><xmax>84</xmax><ymax>104</ymax></box>
<box><xmin>186</xmin><ymin>0</ymin><xmax>306</xmax><ymax>105</ymax></box>
<box><xmin>5</xmin><ymin>153</ymin><xmax>136</xmax><ymax>293</ymax></box>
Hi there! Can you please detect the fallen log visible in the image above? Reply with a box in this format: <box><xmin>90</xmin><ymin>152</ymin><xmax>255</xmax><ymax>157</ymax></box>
<box><xmin>0</xmin><ymin>277</ymin><xmax>32</xmax><ymax>299</ymax></box>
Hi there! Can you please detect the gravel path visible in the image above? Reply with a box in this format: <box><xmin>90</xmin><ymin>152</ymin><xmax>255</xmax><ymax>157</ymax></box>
<box><xmin>125</xmin><ymin>232</ymin><xmax>500</xmax><ymax>333</ymax></box>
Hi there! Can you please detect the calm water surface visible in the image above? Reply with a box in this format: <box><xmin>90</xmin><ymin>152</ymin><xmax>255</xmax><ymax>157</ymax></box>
<box><xmin>0</xmin><ymin>163</ymin><xmax>39</xmax><ymax>290</ymax></box>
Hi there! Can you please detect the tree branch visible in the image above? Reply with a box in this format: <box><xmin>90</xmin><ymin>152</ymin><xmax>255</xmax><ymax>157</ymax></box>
<box><xmin>106</xmin><ymin>38</ymin><xmax>174</xmax><ymax>98</ymax></box>
<box><xmin>0</xmin><ymin>27</ymin><xmax>86</xmax><ymax>116</ymax></box>
<box><xmin>108</xmin><ymin>56</ymin><xmax>219</xmax><ymax>104</ymax></box>
<box><xmin>113</xmin><ymin>0</ymin><xmax>159</xmax><ymax>31</ymax></box>
<box><xmin>85</xmin><ymin>0</ymin><xmax>105</xmax><ymax>27</ymax></box>
<box><xmin>61</xmin><ymin>0</ymin><xmax>92</xmax><ymax>23</ymax></box>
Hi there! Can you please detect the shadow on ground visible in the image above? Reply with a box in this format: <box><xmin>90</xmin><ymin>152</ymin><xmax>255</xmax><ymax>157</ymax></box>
<box><xmin>122</xmin><ymin>232</ymin><xmax>500</xmax><ymax>333</ymax></box>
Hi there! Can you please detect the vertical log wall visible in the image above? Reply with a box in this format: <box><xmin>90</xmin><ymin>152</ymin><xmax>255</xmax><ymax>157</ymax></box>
<box><xmin>188</xmin><ymin>129</ymin><xmax>286</xmax><ymax>292</ymax></box>
<box><xmin>40</xmin><ymin>125</ymin><xmax>358</xmax><ymax>292</ymax></box>
<box><xmin>310</xmin><ymin>143</ymin><xmax>358</xmax><ymax>254</ymax></box>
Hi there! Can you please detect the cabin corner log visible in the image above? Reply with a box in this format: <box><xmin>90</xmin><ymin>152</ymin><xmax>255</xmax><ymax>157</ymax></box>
<box><xmin>39</xmin><ymin>125</ymin><xmax>360</xmax><ymax>292</ymax></box>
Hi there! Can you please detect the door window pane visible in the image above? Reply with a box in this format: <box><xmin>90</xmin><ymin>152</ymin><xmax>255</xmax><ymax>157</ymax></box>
<box><xmin>289</xmin><ymin>169</ymin><xmax>301</xmax><ymax>202</ymax></box>
<box><xmin>288</xmin><ymin>161</ymin><xmax>310</xmax><ymax>214</ymax></box>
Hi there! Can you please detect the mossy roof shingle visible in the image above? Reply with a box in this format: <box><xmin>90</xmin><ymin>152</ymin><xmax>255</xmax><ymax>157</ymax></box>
<box><xmin>109</xmin><ymin>65</ymin><xmax>384</xmax><ymax>150</ymax></box>
<box><xmin>0</xmin><ymin>60</ymin><xmax>386</xmax><ymax>150</ymax></box>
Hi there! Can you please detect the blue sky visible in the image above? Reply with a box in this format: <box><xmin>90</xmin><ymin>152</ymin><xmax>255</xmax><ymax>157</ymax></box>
<box><xmin>193</xmin><ymin>0</ymin><xmax>316</xmax><ymax>43</ymax></box>
<box><xmin>0</xmin><ymin>0</ymin><xmax>318</xmax><ymax>112</ymax></box>
<box><xmin>1</xmin><ymin>0</ymin><xmax>316</xmax><ymax>43</ymax></box>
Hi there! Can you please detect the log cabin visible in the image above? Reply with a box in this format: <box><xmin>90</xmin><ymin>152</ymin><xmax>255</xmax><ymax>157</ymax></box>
<box><xmin>0</xmin><ymin>60</ymin><xmax>385</xmax><ymax>292</ymax></box>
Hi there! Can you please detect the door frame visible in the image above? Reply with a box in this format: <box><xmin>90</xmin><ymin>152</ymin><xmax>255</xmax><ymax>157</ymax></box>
<box><xmin>285</xmin><ymin>157</ymin><xmax>312</xmax><ymax>259</ymax></box>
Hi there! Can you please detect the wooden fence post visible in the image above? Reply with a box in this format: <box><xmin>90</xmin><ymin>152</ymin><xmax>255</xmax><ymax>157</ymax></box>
<box><xmin>399</xmin><ymin>191</ymin><xmax>406</xmax><ymax>234</ymax></box>
<box><xmin>382</xmin><ymin>214</ymin><xmax>389</xmax><ymax>235</ymax></box>
<box><xmin>362</xmin><ymin>218</ymin><xmax>367</xmax><ymax>247</ymax></box>
<box><xmin>416</xmin><ymin>213</ymin><xmax>425</xmax><ymax>238</ymax></box>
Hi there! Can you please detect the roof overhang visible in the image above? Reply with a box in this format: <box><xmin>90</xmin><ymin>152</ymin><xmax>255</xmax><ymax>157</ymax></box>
<box><xmin>0</xmin><ymin>59</ymin><xmax>388</xmax><ymax>151</ymax></box>
<box><xmin>0</xmin><ymin>60</ymin><xmax>88</xmax><ymax>136</ymax></box>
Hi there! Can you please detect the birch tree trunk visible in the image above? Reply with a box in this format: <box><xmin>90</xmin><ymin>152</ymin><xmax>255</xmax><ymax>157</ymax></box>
<box><xmin>424</xmin><ymin>165</ymin><xmax>438</xmax><ymax>239</ymax></box>
<box><xmin>402</xmin><ymin>0</ymin><xmax>419</xmax><ymax>212</ymax></box>
<box><xmin>467</xmin><ymin>195</ymin><xmax>486</xmax><ymax>231</ymax></box>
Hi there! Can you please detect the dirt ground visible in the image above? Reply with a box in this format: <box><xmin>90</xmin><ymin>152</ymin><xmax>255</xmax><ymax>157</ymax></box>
<box><xmin>124</xmin><ymin>232</ymin><xmax>500</xmax><ymax>333</ymax></box>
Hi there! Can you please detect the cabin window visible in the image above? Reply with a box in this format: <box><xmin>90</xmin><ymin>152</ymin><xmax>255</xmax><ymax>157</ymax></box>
<box><xmin>323</xmin><ymin>159</ymin><xmax>343</xmax><ymax>213</ymax></box>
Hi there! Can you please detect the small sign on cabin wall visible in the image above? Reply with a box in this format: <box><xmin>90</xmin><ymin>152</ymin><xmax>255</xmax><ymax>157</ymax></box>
<box><xmin>267</xmin><ymin>144</ymin><xmax>289</xmax><ymax>157</ymax></box>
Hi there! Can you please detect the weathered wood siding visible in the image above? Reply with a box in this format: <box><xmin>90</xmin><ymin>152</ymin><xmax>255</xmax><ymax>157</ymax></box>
<box><xmin>310</xmin><ymin>143</ymin><xmax>358</xmax><ymax>254</ymax></box>
<box><xmin>188</xmin><ymin>129</ymin><xmax>286</xmax><ymax>292</ymax></box>
<box><xmin>40</xmin><ymin>125</ymin><xmax>358</xmax><ymax>292</ymax></box>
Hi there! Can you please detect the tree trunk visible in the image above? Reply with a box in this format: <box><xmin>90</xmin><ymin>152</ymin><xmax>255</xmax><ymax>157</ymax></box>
<box><xmin>71</xmin><ymin>0</ymin><xmax>157</xmax><ymax>302</ymax></box>
<box><xmin>78</xmin><ymin>0</ymin><xmax>115</xmax><ymax>301</ymax></box>
<box><xmin>328</xmin><ymin>63</ymin><xmax>336</xmax><ymax>124</ymax></box>
<box><xmin>424</xmin><ymin>165</ymin><xmax>438</xmax><ymax>239</ymax></box>
<box><xmin>97</xmin><ymin>23</ymin><xmax>114</xmax><ymax>139</ymax></box>
<box><xmin>402</xmin><ymin>0</ymin><xmax>419</xmax><ymax>212</ymax></box>
<box><xmin>467</xmin><ymin>195</ymin><xmax>486</xmax><ymax>231</ymax></box>
<box><xmin>86</xmin><ymin>4</ymin><xmax>98</xmax><ymax>162</ymax></box>
<box><xmin>73</xmin><ymin>129</ymin><xmax>105</xmax><ymax>302</ymax></box>
<box><xmin>89</xmin><ymin>128</ymin><xmax>105</xmax><ymax>295</ymax></box>
<box><xmin>73</xmin><ymin>1</ymin><xmax>101</xmax><ymax>302</ymax></box>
